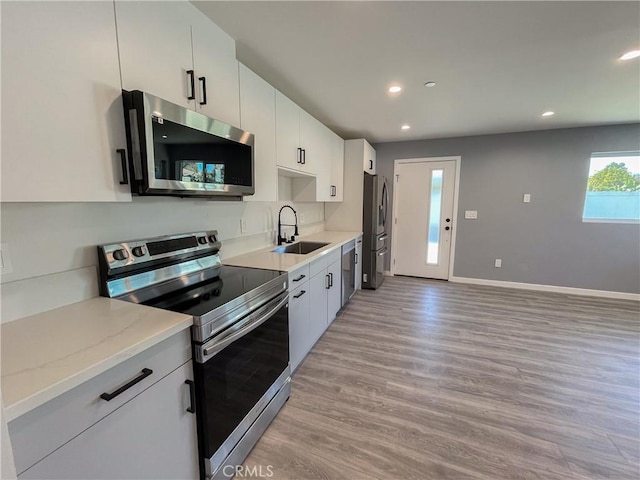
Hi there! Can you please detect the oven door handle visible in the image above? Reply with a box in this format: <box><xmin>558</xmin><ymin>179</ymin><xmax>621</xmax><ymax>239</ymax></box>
<box><xmin>201</xmin><ymin>292</ymin><xmax>288</xmax><ymax>359</ymax></box>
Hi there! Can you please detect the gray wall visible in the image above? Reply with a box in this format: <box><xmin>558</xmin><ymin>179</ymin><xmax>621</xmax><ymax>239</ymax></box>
<box><xmin>374</xmin><ymin>123</ymin><xmax>640</xmax><ymax>294</ymax></box>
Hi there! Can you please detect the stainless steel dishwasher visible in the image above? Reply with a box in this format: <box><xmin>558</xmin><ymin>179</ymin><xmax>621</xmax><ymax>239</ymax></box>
<box><xmin>342</xmin><ymin>240</ymin><xmax>356</xmax><ymax>305</ymax></box>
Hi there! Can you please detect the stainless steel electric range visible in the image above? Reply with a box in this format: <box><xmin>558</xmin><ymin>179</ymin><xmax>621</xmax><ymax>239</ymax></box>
<box><xmin>97</xmin><ymin>231</ymin><xmax>290</xmax><ymax>479</ymax></box>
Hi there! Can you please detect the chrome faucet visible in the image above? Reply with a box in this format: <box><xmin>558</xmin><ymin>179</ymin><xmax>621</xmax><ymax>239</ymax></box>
<box><xmin>277</xmin><ymin>205</ymin><xmax>299</xmax><ymax>245</ymax></box>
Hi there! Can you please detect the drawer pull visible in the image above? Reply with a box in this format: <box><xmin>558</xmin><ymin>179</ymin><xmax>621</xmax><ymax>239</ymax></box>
<box><xmin>292</xmin><ymin>274</ymin><xmax>306</xmax><ymax>282</ymax></box>
<box><xmin>185</xmin><ymin>380</ymin><xmax>196</xmax><ymax>414</ymax></box>
<box><xmin>100</xmin><ymin>368</ymin><xmax>153</xmax><ymax>401</ymax></box>
<box><xmin>293</xmin><ymin>290</ymin><xmax>306</xmax><ymax>299</ymax></box>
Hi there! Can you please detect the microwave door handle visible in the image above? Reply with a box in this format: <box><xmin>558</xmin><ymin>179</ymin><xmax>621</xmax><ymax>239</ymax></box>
<box><xmin>202</xmin><ymin>293</ymin><xmax>288</xmax><ymax>358</ymax></box>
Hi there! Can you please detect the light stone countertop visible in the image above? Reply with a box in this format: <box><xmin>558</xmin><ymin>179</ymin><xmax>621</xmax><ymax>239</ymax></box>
<box><xmin>1</xmin><ymin>297</ymin><xmax>192</xmax><ymax>422</ymax></box>
<box><xmin>223</xmin><ymin>231</ymin><xmax>362</xmax><ymax>272</ymax></box>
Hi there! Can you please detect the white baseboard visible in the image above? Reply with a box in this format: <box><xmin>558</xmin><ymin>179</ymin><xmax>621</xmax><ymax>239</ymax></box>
<box><xmin>449</xmin><ymin>276</ymin><xmax>640</xmax><ymax>301</ymax></box>
<box><xmin>384</xmin><ymin>270</ymin><xmax>393</xmax><ymax>277</ymax></box>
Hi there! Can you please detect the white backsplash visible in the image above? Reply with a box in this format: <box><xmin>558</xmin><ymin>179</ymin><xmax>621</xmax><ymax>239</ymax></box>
<box><xmin>0</xmin><ymin>198</ymin><xmax>324</xmax><ymax>323</ymax></box>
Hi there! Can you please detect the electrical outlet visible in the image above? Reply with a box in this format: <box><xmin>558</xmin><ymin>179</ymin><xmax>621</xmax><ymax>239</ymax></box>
<box><xmin>0</xmin><ymin>243</ymin><xmax>14</xmax><ymax>275</ymax></box>
<box><xmin>240</xmin><ymin>219</ymin><xmax>247</xmax><ymax>233</ymax></box>
<box><xmin>299</xmin><ymin>213</ymin><xmax>305</xmax><ymax>224</ymax></box>
<box><xmin>465</xmin><ymin>210</ymin><xmax>478</xmax><ymax>219</ymax></box>
<box><xmin>494</xmin><ymin>259</ymin><xmax>502</xmax><ymax>268</ymax></box>
<box><xmin>523</xmin><ymin>193</ymin><xmax>531</xmax><ymax>203</ymax></box>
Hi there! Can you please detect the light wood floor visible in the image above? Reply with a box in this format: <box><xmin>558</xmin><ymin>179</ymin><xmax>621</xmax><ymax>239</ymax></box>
<box><xmin>244</xmin><ymin>276</ymin><xmax>640</xmax><ymax>479</ymax></box>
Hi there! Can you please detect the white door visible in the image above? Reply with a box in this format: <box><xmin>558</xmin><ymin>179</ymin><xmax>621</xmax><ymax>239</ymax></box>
<box><xmin>394</xmin><ymin>160</ymin><xmax>456</xmax><ymax>280</ymax></box>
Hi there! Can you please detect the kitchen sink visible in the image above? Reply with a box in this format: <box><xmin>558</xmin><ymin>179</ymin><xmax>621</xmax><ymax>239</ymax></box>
<box><xmin>272</xmin><ymin>241</ymin><xmax>329</xmax><ymax>255</ymax></box>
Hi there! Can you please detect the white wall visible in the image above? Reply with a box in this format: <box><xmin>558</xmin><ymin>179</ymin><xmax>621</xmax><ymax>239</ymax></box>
<box><xmin>0</xmin><ymin>198</ymin><xmax>324</xmax><ymax>323</ymax></box>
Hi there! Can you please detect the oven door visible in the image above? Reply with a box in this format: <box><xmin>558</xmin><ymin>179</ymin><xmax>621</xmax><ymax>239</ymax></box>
<box><xmin>193</xmin><ymin>291</ymin><xmax>289</xmax><ymax>478</ymax></box>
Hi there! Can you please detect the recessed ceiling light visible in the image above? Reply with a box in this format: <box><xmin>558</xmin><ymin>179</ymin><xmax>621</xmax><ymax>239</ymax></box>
<box><xmin>541</xmin><ymin>111</ymin><xmax>555</xmax><ymax>117</ymax></box>
<box><xmin>388</xmin><ymin>85</ymin><xmax>402</xmax><ymax>93</ymax></box>
<box><xmin>401</xmin><ymin>124</ymin><xmax>411</xmax><ymax>130</ymax></box>
<box><xmin>424</xmin><ymin>81</ymin><xmax>436</xmax><ymax>88</ymax></box>
<box><xmin>619</xmin><ymin>50</ymin><xmax>640</xmax><ymax>61</ymax></box>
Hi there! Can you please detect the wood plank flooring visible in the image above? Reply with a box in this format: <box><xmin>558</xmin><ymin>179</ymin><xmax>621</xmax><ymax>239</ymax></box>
<box><xmin>243</xmin><ymin>277</ymin><xmax>639</xmax><ymax>479</ymax></box>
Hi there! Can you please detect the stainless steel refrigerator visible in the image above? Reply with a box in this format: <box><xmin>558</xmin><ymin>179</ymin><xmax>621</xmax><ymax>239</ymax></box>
<box><xmin>362</xmin><ymin>173</ymin><xmax>389</xmax><ymax>289</ymax></box>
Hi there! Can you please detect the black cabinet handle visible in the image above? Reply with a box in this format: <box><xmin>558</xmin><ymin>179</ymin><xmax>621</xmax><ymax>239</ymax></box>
<box><xmin>297</xmin><ymin>148</ymin><xmax>302</xmax><ymax>164</ymax></box>
<box><xmin>100</xmin><ymin>368</ymin><xmax>153</xmax><ymax>401</ymax></box>
<box><xmin>445</xmin><ymin>226</ymin><xmax>450</xmax><ymax>231</ymax></box>
<box><xmin>329</xmin><ymin>272</ymin><xmax>334</xmax><ymax>287</ymax></box>
<box><xmin>186</xmin><ymin>70</ymin><xmax>196</xmax><ymax>100</ymax></box>
<box><xmin>369</xmin><ymin>159</ymin><xmax>373</xmax><ymax>170</ymax></box>
<box><xmin>355</xmin><ymin>253</ymin><xmax>358</xmax><ymax>265</ymax></box>
<box><xmin>185</xmin><ymin>380</ymin><xmax>196</xmax><ymax>414</ymax></box>
<box><xmin>330</xmin><ymin>185</ymin><xmax>337</xmax><ymax>197</ymax></box>
<box><xmin>293</xmin><ymin>290</ymin><xmax>306</xmax><ymax>299</ymax></box>
<box><xmin>326</xmin><ymin>274</ymin><xmax>330</xmax><ymax>289</ymax></box>
<box><xmin>117</xmin><ymin>149</ymin><xmax>128</xmax><ymax>185</ymax></box>
<box><xmin>293</xmin><ymin>274</ymin><xmax>306</xmax><ymax>282</ymax></box>
<box><xmin>198</xmin><ymin>76</ymin><xmax>207</xmax><ymax>105</ymax></box>
<box><xmin>301</xmin><ymin>149</ymin><xmax>306</xmax><ymax>164</ymax></box>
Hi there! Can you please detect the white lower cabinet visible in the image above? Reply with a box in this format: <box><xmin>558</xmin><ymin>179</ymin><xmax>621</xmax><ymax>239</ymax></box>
<box><xmin>289</xmin><ymin>281</ymin><xmax>311</xmax><ymax>372</ymax></box>
<box><xmin>327</xmin><ymin>259</ymin><xmax>342</xmax><ymax>324</ymax></box>
<box><xmin>288</xmin><ymin>248</ymin><xmax>344</xmax><ymax>372</ymax></box>
<box><xmin>19</xmin><ymin>362</ymin><xmax>198</xmax><ymax>480</ymax></box>
<box><xmin>10</xmin><ymin>331</ymin><xmax>198</xmax><ymax>480</ymax></box>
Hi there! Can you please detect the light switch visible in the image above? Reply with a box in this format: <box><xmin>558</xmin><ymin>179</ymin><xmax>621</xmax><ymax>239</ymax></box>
<box><xmin>240</xmin><ymin>219</ymin><xmax>247</xmax><ymax>233</ymax></box>
<box><xmin>464</xmin><ymin>210</ymin><xmax>478</xmax><ymax>219</ymax></box>
<box><xmin>299</xmin><ymin>213</ymin><xmax>305</xmax><ymax>224</ymax></box>
<box><xmin>523</xmin><ymin>194</ymin><xmax>531</xmax><ymax>203</ymax></box>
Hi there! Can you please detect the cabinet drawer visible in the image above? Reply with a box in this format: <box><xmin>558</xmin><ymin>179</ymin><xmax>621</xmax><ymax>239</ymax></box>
<box><xmin>9</xmin><ymin>330</ymin><xmax>191</xmax><ymax>474</ymax></box>
<box><xmin>288</xmin><ymin>264</ymin><xmax>310</xmax><ymax>287</ymax></box>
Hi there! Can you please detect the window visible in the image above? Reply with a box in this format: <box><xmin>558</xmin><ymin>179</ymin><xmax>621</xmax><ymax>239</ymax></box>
<box><xmin>583</xmin><ymin>152</ymin><xmax>640</xmax><ymax>223</ymax></box>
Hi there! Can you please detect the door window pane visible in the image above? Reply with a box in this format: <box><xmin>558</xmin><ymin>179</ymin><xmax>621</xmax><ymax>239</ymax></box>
<box><xmin>427</xmin><ymin>169</ymin><xmax>443</xmax><ymax>264</ymax></box>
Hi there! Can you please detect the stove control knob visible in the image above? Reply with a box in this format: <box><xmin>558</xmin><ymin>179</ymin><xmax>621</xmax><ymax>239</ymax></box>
<box><xmin>113</xmin><ymin>249</ymin><xmax>128</xmax><ymax>261</ymax></box>
<box><xmin>197</xmin><ymin>236</ymin><xmax>208</xmax><ymax>245</ymax></box>
<box><xmin>132</xmin><ymin>246</ymin><xmax>146</xmax><ymax>257</ymax></box>
<box><xmin>208</xmin><ymin>235</ymin><xmax>217</xmax><ymax>243</ymax></box>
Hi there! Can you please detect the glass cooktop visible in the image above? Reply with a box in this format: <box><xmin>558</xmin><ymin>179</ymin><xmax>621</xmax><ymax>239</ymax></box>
<box><xmin>144</xmin><ymin>265</ymin><xmax>284</xmax><ymax>319</ymax></box>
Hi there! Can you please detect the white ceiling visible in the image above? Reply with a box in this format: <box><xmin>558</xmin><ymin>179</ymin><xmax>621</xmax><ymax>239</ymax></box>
<box><xmin>193</xmin><ymin>1</ymin><xmax>640</xmax><ymax>143</ymax></box>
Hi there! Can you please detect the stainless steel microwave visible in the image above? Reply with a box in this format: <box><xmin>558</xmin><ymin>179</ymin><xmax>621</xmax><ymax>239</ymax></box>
<box><xmin>122</xmin><ymin>90</ymin><xmax>254</xmax><ymax>198</ymax></box>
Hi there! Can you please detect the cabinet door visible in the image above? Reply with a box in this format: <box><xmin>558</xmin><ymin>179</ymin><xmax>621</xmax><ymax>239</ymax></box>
<box><xmin>309</xmin><ymin>272</ymin><xmax>330</xmax><ymax>340</ymax></box>
<box><xmin>364</xmin><ymin>140</ymin><xmax>377</xmax><ymax>174</ymax></box>
<box><xmin>288</xmin><ymin>284</ymin><xmax>310</xmax><ymax>372</ymax></box>
<box><xmin>275</xmin><ymin>91</ymin><xmax>301</xmax><ymax>171</ymax></box>
<box><xmin>327</xmin><ymin>260</ymin><xmax>342</xmax><ymax>325</ymax></box>
<box><xmin>1</xmin><ymin>1</ymin><xmax>130</xmax><ymax>202</ymax></box>
<box><xmin>314</xmin><ymin>125</ymin><xmax>334</xmax><ymax>202</ymax></box>
<box><xmin>19</xmin><ymin>362</ymin><xmax>198</xmax><ymax>480</ymax></box>
<box><xmin>191</xmin><ymin>8</ymin><xmax>240</xmax><ymax>126</ymax></box>
<box><xmin>116</xmin><ymin>1</ymin><xmax>194</xmax><ymax>109</ymax></box>
<box><xmin>328</xmin><ymin>132</ymin><xmax>345</xmax><ymax>202</ymax></box>
<box><xmin>355</xmin><ymin>238</ymin><xmax>363</xmax><ymax>291</ymax></box>
<box><xmin>239</xmin><ymin>64</ymin><xmax>277</xmax><ymax>202</ymax></box>
<box><xmin>299</xmin><ymin>109</ymin><xmax>330</xmax><ymax>176</ymax></box>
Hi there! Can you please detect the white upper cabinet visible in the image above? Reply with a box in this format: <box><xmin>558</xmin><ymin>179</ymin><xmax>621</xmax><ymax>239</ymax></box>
<box><xmin>191</xmin><ymin>9</ymin><xmax>240</xmax><ymax>126</ymax></box>
<box><xmin>116</xmin><ymin>2</ymin><xmax>240</xmax><ymax>126</ymax></box>
<box><xmin>275</xmin><ymin>91</ymin><xmax>303</xmax><ymax>171</ymax></box>
<box><xmin>329</xmin><ymin>132</ymin><xmax>345</xmax><ymax>202</ymax></box>
<box><xmin>1</xmin><ymin>1</ymin><xmax>131</xmax><ymax>202</ymax></box>
<box><xmin>239</xmin><ymin>64</ymin><xmax>277</xmax><ymax>202</ymax></box>
<box><xmin>364</xmin><ymin>140</ymin><xmax>376</xmax><ymax>174</ymax></box>
<box><xmin>299</xmin><ymin>109</ymin><xmax>328</xmax><ymax>175</ymax></box>
<box><xmin>115</xmin><ymin>1</ymin><xmax>194</xmax><ymax>109</ymax></box>
<box><xmin>315</xmin><ymin>127</ymin><xmax>343</xmax><ymax>202</ymax></box>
